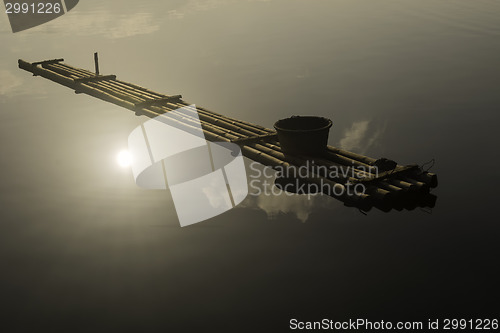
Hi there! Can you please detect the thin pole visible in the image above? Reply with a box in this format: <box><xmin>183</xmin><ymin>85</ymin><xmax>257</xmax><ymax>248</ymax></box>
<box><xmin>94</xmin><ymin>52</ymin><xmax>99</xmax><ymax>76</ymax></box>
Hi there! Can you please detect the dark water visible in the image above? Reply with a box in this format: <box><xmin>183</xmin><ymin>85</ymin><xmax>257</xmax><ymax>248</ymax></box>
<box><xmin>1</xmin><ymin>0</ymin><xmax>499</xmax><ymax>331</ymax></box>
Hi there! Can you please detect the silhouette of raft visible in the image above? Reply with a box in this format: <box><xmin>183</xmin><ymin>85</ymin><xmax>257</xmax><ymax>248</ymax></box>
<box><xmin>18</xmin><ymin>58</ymin><xmax>438</xmax><ymax>213</ymax></box>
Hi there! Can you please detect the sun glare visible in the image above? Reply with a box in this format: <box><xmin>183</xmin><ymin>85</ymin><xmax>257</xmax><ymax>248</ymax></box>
<box><xmin>117</xmin><ymin>150</ymin><xmax>132</xmax><ymax>168</ymax></box>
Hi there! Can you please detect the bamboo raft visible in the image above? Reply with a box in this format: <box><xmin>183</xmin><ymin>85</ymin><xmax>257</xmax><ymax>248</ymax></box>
<box><xmin>18</xmin><ymin>57</ymin><xmax>438</xmax><ymax>213</ymax></box>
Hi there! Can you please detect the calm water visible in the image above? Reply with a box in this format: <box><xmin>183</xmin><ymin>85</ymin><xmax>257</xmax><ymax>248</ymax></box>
<box><xmin>1</xmin><ymin>0</ymin><xmax>499</xmax><ymax>330</ymax></box>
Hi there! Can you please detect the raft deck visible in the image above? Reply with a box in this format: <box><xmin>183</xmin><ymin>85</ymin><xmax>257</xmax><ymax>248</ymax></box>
<box><xmin>18</xmin><ymin>58</ymin><xmax>438</xmax><ymax>212</ymax></box>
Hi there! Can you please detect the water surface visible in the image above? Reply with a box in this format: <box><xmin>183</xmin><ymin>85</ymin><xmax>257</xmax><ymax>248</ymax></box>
<box><xmin>1</xmin><ymin>0</ymin><xmax>499</xmax><ymax>330</ymax></box>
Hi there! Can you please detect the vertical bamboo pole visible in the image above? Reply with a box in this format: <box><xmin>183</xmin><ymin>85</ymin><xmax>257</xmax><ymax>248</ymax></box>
<box><xmin>94</xmin><ymin>52</ymin><xmax>99</xmax><ymax>76</ymax></box>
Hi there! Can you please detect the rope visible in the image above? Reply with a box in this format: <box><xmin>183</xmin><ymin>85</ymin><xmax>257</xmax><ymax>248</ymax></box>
<box><xmin>419</xmin><ymin>158</ymin><xmax>435</xmax><ymax>173</ymax></box>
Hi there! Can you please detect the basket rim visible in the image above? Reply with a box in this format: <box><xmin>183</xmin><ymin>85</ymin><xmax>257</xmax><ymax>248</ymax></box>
<box><xmin>273</xmin><ymin>116</ymin><xmax>332</xmax><ymax>133</ymax></box>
